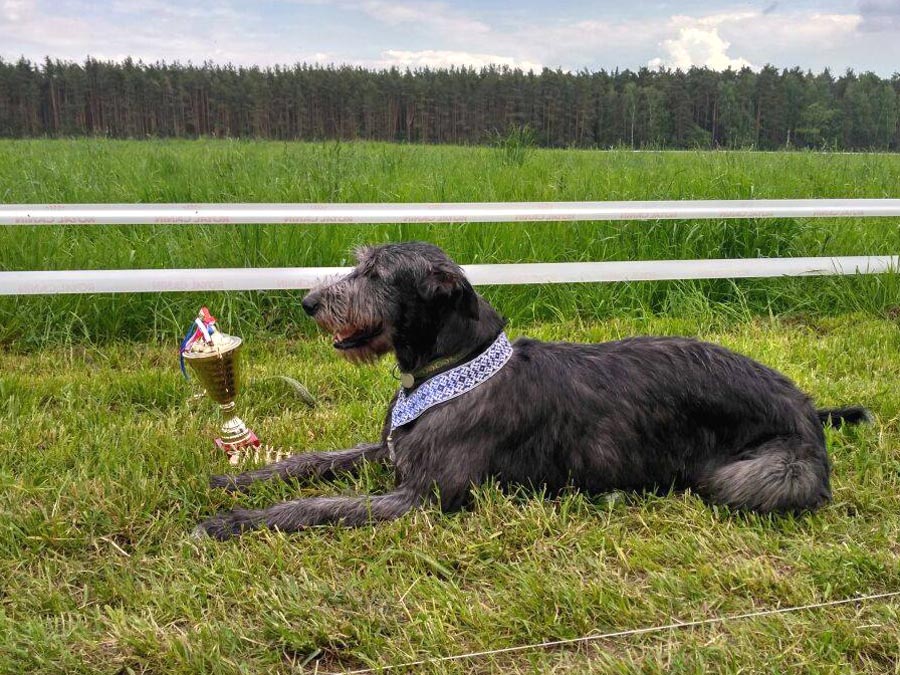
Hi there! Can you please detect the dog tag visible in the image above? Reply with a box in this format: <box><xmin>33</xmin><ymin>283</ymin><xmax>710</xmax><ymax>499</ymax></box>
<box><xmin>400</xmin><ymin>372</ymin><xmax>415</xmax><ymax>388</ymax></box>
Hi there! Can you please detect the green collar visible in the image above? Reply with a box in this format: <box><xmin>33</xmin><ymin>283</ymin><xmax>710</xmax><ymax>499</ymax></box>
<box><xmin>400</xmin><ymin>350</ymin><xmax>470</xmax><ymax>389</ymax></box>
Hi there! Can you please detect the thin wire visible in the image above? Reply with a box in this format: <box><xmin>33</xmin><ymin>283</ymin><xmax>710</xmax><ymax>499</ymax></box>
<box><xmin>331</xmin><ymin>590</ymin><xmax>900</xmax><ymax>674</ymax></box>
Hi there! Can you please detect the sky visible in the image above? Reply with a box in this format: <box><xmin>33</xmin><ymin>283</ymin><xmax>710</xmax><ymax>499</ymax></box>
<box><xmin>1</xmin><ymin>0</ymin><xmax>899</xmax><ymax>75</ymax></box>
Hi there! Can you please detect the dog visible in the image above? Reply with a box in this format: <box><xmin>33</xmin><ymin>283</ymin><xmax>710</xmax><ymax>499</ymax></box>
<box><xmin>196</xmin><ymin>242</ymin><xmax>870</xmax><ymax>539</ymax></box>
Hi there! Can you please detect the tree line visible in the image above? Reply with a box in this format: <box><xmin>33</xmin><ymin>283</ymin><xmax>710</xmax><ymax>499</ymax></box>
<box><xmin>1</xmin><ymin>57</ymin><xmax>898</xmax><ymax>150</ymax></box>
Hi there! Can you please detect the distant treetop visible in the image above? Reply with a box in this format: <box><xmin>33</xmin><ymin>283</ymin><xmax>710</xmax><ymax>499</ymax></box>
<box><xmin>0</xmin><ymin>57</ymin><xmax>897</xmax><ymax>150</ymax></box>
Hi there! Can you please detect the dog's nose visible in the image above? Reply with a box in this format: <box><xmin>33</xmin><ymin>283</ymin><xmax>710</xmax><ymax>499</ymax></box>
<box><xmin>301</xmin><ymin>294</ymin><xmax>321</xmax><ymax>317</ymax></box>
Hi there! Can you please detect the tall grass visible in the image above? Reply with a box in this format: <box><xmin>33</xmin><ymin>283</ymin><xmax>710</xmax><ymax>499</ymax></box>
<box><xmin>1</xmin><ymin>139</ymin><xmax>899</xmax><ymax>345</ymax></box>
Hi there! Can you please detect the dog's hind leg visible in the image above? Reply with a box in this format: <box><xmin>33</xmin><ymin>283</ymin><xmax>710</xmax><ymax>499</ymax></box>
<box><xmin>209</xmin><ymin>442</ymin><xmax>387</xmax><ymax>492</ymax></box>
<box><xmin>700</xmin><ymin>436</ymin><xmax>831</xmax><ymax>513</ymax></box>
<box><xmin>195</xmin><ymin>487</ymin><xmax>421</xmax><ymax>539</ymax></box>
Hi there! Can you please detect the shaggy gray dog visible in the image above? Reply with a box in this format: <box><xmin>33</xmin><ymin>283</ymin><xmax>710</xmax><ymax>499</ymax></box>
<box><xmin>196</xmin><ymin>242</ymin><xmax>869</xmax><ymax>539</ymax></box>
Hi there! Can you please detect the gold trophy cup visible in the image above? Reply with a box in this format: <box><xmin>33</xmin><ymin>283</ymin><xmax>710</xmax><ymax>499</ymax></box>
<box><xmin>181</xmin><ymin>308</ymin><xmax>261</xmax><ymax>463</ymax></box>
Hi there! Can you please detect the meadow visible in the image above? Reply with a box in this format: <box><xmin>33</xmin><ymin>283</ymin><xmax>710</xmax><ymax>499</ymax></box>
<box><xmin>1</xmin><ymin>139</ymin><xmax>900</xmax><ymax>344</ymax></box>
<box><xmin>2</xmin><ymin>316</ymin><xmax>899</xmax><ymax>673</ymax></box>
<box><xmin>1</xmin><ymin>140</ymin><xmax>899</xmax><ymax>673</ymax></box>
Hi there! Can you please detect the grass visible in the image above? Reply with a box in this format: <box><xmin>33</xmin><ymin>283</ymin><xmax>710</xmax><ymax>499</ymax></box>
<box><xmin>1</xmin><ymin>139</ymin><xmax>899</xmax><ymax>671</ymax></box>
<box><xmin>1</xmin><ymin>139</ymin><xmax>900</xmax><ymax>345</ymax></box>
<box><xmin>2</xmin><ymin>314</ymin><xmax>899</xmax><ymax>673</ymax></box>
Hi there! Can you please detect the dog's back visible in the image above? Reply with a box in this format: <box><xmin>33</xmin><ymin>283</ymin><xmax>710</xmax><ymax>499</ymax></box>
<box><xmin>467</xmin><ymin>336</ymin><xmax>836</xmax><ymax>511</ymax></box>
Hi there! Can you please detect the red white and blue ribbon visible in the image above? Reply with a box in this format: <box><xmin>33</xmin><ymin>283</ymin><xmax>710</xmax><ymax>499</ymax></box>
<box><xmin>179</xmin><ymin>307</ymin><xmax>217</xmax><ymax>377</ymax></box>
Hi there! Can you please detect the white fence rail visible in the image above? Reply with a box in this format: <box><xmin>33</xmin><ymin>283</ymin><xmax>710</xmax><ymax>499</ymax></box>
<box><xmin>4</xmin><ymin>199</ymin><xmax>900</xmax><ymax>226</ymax></box>
<box><xmin>1</xmin><ymin>200</ymin><xmax>897</xmax><ymax>295</ymax></box>
<box><xmin>2</xmin><ymin>257</ymin><xmax>898</xmax><ymax>296</ymax></box>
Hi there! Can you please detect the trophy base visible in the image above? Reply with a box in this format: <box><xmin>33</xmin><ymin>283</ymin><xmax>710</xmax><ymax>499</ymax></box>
<box><xmin>215</xmin><ymin>414</ymin><xmax>261</xmax><ymax>464</ymax></box>
<box><xmin>214</xmin><ymin>430</ymin><xmax>260</xmax><ymax>451</ymax></box>
<box><xmin>215</xmin><ymin>434</ymin><xmax>261</xmax><ymax>465</ymax></box>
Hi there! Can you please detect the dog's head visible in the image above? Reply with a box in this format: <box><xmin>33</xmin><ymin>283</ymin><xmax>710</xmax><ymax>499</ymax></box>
<box><xmin>301</xmin><ymin>242</ymin><xmax>479</xmax><ymax>363</ymax></box>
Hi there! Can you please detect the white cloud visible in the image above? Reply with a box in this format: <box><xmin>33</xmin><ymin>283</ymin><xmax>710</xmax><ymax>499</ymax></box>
<box><xmin>370</xmin><ymin>49</ymin><xmax>540</xmax><ymax>71</ymax></box>
<box><xmin>2</xmin><ymin>0</ymin><xmax>35</xmax><ymax>21</ymax></box>
<box><xmin>648</xmin><ymin>12</ymin><xmax>760</xmax><ymax>71</ymax></box>
<box><xmin>649</xmin><ymin>25</ymin><xmax>754</xmax><ymax>70</ymax></box>
<box><xmin>647</xmin><ymin>10</ymin><xmax>861</xmax><ymax>71</ymax></box>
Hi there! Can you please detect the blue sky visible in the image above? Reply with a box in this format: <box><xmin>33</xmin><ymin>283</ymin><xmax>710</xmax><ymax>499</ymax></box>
<box><xmin>1</xmin><ymin>0</ymin><xmax>898</xmax><ymax>74</ymax></box>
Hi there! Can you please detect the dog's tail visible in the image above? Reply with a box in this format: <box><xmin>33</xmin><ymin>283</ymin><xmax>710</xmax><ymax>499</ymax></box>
<box><xmin>817</xmin><ymin>406</ymin><xmax>872</xmax><ymax>429</ymax></box>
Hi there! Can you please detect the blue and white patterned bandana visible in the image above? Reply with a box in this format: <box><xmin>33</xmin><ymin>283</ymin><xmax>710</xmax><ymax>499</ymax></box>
<box><xmin>390</xmin><ymin>332</ymin><xmax>513</xmax><ymax>432</ymax></box>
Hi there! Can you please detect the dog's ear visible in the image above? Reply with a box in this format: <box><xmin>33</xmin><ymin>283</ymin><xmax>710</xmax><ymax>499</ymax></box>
<box><xmin>418</xmin><ymin>262</ymin><xmax>479</xmax><ymax>319</ymax></box>
<box><xmin>353</xmin><ymin>245</ymin><xmax>379</xmax><ymax>275</ymax></box>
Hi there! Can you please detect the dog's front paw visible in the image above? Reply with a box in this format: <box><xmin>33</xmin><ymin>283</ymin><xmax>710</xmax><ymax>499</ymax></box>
<box><xmin>192</xmin><ymin>509</ymin><xmax>258</xmax><ymax>540</ymax></box>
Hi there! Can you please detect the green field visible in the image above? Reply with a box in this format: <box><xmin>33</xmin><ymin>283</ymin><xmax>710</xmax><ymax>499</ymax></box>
<box><xmin>2</xmin><ymin>316</ymin><xmax>899</xmax><ymax>673</ymax></box>
<box><xmin>1</xmin><ymin>139</ymin><xmax>899</xmax><ymax>344</ymax></box>
<box><xmin>1</xmin><ymin>140</ymin><xmax>900</xmax><ymax>672</ymax></box>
